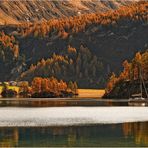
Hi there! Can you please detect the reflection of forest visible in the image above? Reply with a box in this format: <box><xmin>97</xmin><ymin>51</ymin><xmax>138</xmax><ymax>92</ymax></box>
<box><xmin>122</xmin><ymin>122</ymin><xmax>148</xmax><ymax>146</ymax></box>
<box><xmin>0</xmin><ymin>128</ymin><xmax>18</xmax><ymax>147</ymax></box>
<box><xmin>0</xmin><ymin>122</ymin><xmax>148</xmax><ymax>147</ymax></box>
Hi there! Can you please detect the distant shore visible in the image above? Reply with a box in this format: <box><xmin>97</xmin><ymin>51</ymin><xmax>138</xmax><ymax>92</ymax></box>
<box><xmin>0</xmin><ymin>89</ymin><xmax>107</xmax><ymax>107</ymax></box>
<box><xmin>0</xmin><ymin>98</ymin><xmax>131</xmax><ymax>107</ymax></box>
<box><xmin>0</xmin><ymin>89</ymin><xmax>105</xmax><ymax>99</ymax></box>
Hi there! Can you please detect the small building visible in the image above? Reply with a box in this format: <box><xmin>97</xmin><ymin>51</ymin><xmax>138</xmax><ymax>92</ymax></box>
<box><xmin>9</xmin><ymin>81</ymin><xmax>17</xmax><ymax>86</ymax></box>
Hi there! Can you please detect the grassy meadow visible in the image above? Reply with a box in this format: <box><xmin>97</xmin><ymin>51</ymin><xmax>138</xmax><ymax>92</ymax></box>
<box><xmin>0</xmin><ymin>86</ymin><xmax>19</xmax><ymax>94</ymax></box>
<box><xmin>78</xmin><ymin>89</ymin><xmax>105</xmax><ymax>98</ymax></box>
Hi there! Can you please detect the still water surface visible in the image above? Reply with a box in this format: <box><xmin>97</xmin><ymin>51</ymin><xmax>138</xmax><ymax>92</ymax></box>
<box><xmin>0</xmin><ymin>122</ymin><xmax>148</xmax><ymax>147</ymax></box>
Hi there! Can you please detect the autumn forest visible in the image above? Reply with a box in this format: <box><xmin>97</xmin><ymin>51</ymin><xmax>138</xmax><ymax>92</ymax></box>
<box><xmin>0</xmin><ymin>1</ymin><xmax>147</xmax><ymax>92</ymax></box>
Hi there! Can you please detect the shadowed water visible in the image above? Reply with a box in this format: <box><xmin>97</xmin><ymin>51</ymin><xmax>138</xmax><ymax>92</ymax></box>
<box><xmin>0</xmin><ymin>122</ymin><xmax>148</xmax><ymax>147</ymax></box>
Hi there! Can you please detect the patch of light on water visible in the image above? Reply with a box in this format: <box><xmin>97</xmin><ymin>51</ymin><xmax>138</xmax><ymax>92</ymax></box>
<box><xmin>0</xmin><ymin>107</ymin><xmax>148</xmax><ymax>127</ymax></box>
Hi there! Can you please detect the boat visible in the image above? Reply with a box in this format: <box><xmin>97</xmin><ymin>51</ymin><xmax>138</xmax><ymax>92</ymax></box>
<box><xmin>128</xmin><ymin>64</ymin><xmax>148</xmax><ymax>106</ymax></box>
<box><xmin>128</xmin><ymin>94</ymin><xmax>146</xmax><ymax>106</ymax></box>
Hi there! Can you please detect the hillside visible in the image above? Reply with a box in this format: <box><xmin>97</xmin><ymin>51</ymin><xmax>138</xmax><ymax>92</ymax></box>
<box><xmin>0</xmin><ymin>0</ymin><xmax>133</xmax><ymax>25</ymax></box>
<box><xmin>104</xmin><ymin>50</ymin><xmax>148</xmax><ymax>98</ymax></box>
<box><xmin>0</xmin><ymin>1</ymin><xmax>147</xmax><ymax>88</ymax></box>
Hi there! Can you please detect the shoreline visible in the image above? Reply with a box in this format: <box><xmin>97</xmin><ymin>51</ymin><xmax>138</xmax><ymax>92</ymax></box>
<box><xmin>1</xmin><ymin>89</ymin><xmax>147</xmax><ymax>107</ymax></box>
<box><xmin>0</xmin><ymin>98</ymin><xmax>131</xmax><ymax>107</ymax></box>
<box><xmin>0</xmin><ymin>89</ymin><xmax>106</xmax><ymax>107</ymax></box>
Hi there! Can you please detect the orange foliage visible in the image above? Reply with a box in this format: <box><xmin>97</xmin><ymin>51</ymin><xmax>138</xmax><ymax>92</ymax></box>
<box><xmin>18</xmin><ymin>2</ymin><xmax>148</xmax><ymax>38</ymax></box>
<box><xmin>106</xmin><ymin>73</ymin><xmax>118</xmax><ymax>93</ymax></box>
<box><xmin>67</xmin><ymin>45</ymin><xmax>77</xmax><ymax>53</ymax></box>
<box><xmin>0</xmin><ymin>31</ymin><xmax>19</xmax><ymax>58</ymax></box>
<box><xmin>119</xmin><ymin>60</ymin><xmax>131</xmax><ymax>80</ymax></box>
<box><xmin>106</xmin><ymin>50</ymin><xmax>148</xmax><ymax>93</ymax></box>
<box><xmin>31</xmin><ymin>77</ymin><xmax>68</xmax><ymax>94</ymax></box>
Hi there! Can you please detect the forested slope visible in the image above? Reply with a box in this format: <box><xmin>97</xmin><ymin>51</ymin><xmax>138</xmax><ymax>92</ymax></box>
<box><xmin>0</xmin><ymin>1</ymin><xmax>147</xmax><ymax>88</ymax></box>
<box><xmin>104</xmin><ymin>50</ymin><xmax>148</xmax><ymax>98</ymax></box>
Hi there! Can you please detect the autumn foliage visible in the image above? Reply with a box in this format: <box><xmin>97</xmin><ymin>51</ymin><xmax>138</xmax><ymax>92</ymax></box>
<box><xmin>0</xmin><ymin>31</ymin><xmax>19</xmax><ymax>58</ymax></box>
<box><xmin>106</xmin><ymin>50</ymin><xmax>148</xmax><ymax>93</ymax></box>
<box><xmin>31</xmin><ymin>77</ymin><xmax>78</xmax><ymax>97</ymax></box>
<box><xmin>19</xmin><ymin>45</ymin><xmax>104</xmax><ymax>88</ymax></box>
<box><xmin>0</xmin><ymin>31</ymin><xmax>25</xmax><ymax>81</ymax></box>
<box><xmin>18</xmin><ymin>1</ymin><xmax>148</xmax><ymax>38</ymax></box>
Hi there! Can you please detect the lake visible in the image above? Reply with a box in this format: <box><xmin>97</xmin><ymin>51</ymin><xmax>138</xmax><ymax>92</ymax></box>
<box><xmin>0</xmin><ymin>107</ymin><xmax>148</xmax><ymax>147</ymax></box>
<box><xmin>0</xmin><ymin>122</ymin><xmax>148</xmax><ymax>147</ymax></box>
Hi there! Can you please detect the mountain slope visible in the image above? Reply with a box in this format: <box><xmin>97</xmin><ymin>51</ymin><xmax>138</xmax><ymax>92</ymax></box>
<box><xmin>0</xmin><ymin>0</ymin><xmax>133</xmax><ymax>24</ymax></box>
<box><xmin>0</xmin><ymin>1</ymin><xmax>147</xmax><ymax>88</ymax></box>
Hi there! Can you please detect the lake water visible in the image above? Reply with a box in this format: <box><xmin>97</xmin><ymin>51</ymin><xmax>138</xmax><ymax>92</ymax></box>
<box><xmin>0</xmin><ymin>107</ymin><xmax>148</xmax><ymax>147</ymax></box>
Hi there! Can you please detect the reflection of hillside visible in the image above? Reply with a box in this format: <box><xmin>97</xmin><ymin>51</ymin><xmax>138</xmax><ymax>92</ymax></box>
<box><xmin>0</xmin><ymin>122</ymin><xmax>148</xmax><ymax>147</ymax></box>
<box><xmin>44</xmin><ymin>127</ymin><xmax>77</xmax><ymax>147</ymax></box>
<box><xmin>0</xmin><ymin>128</ymin><xmax>18</xmax><ymax>147</ymax></box>
<box><xmin>122</xmin><ymin>122</ymin><xmax>148</xmax><ymax>146</ymax></box>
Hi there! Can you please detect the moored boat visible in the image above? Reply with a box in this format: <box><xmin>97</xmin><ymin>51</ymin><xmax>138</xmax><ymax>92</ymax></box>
<box><xmin>128</xmin><ymin>63</ymin><xmax>148</xmax><ymax>106</ymax></box>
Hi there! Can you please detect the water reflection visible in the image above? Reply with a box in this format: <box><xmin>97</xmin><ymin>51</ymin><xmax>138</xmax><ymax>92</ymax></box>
<box><xmin>122</xmin><ymin>122</ymin><xmax>148</xmax><ymax>146</ymax></box>
<box><xmin>0</xmin><ymin>128</ymin><xmax>18</xmax><ymax>147</ymax></box>
<box><xmin>0</xmin><ymin>122</ymin><xmax>148</xmax><ymax>147</ymax></box>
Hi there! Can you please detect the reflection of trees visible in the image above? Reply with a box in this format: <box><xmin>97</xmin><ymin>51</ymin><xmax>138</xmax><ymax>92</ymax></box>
<box><xmin>67</xmin><ymin>128</ymin><xmax>77</xmax><ymax>147</ymax></box>
<box><xmin>0</xmin><ymin>123</ymin><xmax>148</xmax><ymax>147</ymax></box>
<box><xmin>50</xmin><ymin>126</ymin><xmax>89</xmax><ymax>147</ymax></box>
<box><xmin>122</xmin><ymin>122</ymin><xmax>148</xmax><ymax>146</ymax></box>
<box><xmin>51</xmin><ymin>127</ymin><xmax>77</xmax><ymax>146</ymax></box>
<box><xmin>0</xmin><ymin>128</ymin><xmax>19</xmax><ymax>147</ymax></box>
